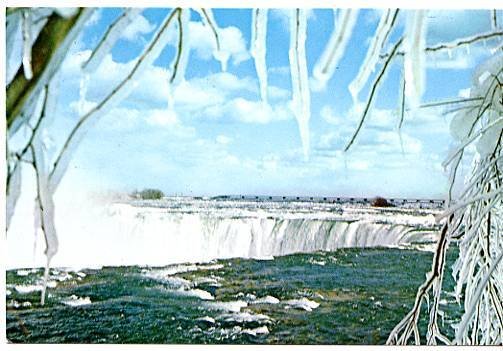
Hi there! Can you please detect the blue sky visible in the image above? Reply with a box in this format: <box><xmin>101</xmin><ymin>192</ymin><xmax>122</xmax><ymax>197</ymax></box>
<box><xmin>43</xmin><ymin>8</ymin><xmax>501</xmax><ymax>198</ymax></box>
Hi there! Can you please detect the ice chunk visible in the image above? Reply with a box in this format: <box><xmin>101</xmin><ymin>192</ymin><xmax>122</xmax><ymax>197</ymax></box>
<box><xmin>251</xmin><ymin>9</ymin><xmax>269</xmax><ymax>104</ymax></box>
<box><xmin>476</xmin><ymin>117</ymin><xmax>503</xmax><ymax>157</ymax></box>
<box><xmin>289</xmin><ymin>9</ymin><xmax>311</xmax><ymax>159</ymax></box>
<box><xmin>313</xmin><ymin>9</ymin><xmax>359</xmax><ymax>88</ymax></box>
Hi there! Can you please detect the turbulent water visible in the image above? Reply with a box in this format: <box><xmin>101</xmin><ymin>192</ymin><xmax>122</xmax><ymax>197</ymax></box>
<box><xmin>6</xmin><ymin>197</ymin><xmax>457</xmax><ymax>344</ymax></box>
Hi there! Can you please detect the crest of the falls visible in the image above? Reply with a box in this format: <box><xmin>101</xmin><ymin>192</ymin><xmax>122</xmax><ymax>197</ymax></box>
<box><xmin>7</xmin><ymin>197</ymin><xmax>440</xmax><ymax>269</ymax></box>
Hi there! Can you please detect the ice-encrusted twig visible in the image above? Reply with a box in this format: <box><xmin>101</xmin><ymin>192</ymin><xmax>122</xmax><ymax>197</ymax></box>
<box><xmin>22</xmin><ymin>9</ymin><xmax>33</xmax><ymax>80</ymax></box>
<box><xmin>313</xmin><ymin>9</ymin><xmax>359</xmax><ymax>89</ymax></box>
<box><xmin>344</xmin><ymin>38</ymin><xmax>403</xmax><ymax>151</ymax></box>
<box><xmin>381</xmin><ymin>30</ymin><xmax>503</xmax><ymax>59</ymax></box>
<box><xmin>349</xmin><ymin>9</ymin><xmax>398</xmax><ymax>103</ymax></box>
<box><xmin>169</xmin><ymin>8</ymin><xmax>189</xmax><ymax>86</ymax></box>
<box><xmin>196</xmin><ymin>8</ymin><xmax>228</xmax><ymax>72</ymax></box>
<box><xmin>49</xmin><ymin>9</ymin><xmax>179</xmax><ymax>190</ymax></box>
<box><xmin>251</xmin><ymin>8</ymin><xmax>269</xmax><ymax>104</ymax></box>
<box><xmin>491</xmin><ymin>10</ymin><xmax>498</xmax><ymax>30</ymax></box>
<box><xmin>436</xmin><ymin>189</ymin><xmax>503</xmax><ymax>222</ymax></box>
<box><xmin>443</xmin><ymin>116</ymin><xmax>503</xmax><ymax>168</ymax></box>
<box><xmin>82</xmin><ymin>8</ymin><xmax>143</xmax><ymax>74</ymax></box>
<box><xmin>289</xmin><ymin>9</ymin><xmax>311</xmax><ymax>159</ymax></box>
<box><xmin>455</xmin><ymin>251</ymin><xmax>503</xmax><ymax>344</ymax></box>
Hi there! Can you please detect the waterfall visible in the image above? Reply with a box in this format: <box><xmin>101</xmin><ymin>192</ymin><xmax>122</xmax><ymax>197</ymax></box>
<box><xmin>8</xmin><ymin>200</ymin><xmax>438</xmax><ymax>269</ymax></box>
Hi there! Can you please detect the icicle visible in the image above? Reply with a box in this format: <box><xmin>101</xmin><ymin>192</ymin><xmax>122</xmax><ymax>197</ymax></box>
<box><xmin>197</xmin><ymin>8</ymin><xmax>229</xmax><ymax>72</ymax></box>
<box><xmin>6</xmin><ymin>163</ymin><xmax>22</xmax><ymax>231</ymax></box>
<box><xmin>22</xmin><ymin>10</ymin><xmax>33</xmax><ymax>80</ymax></box>
<box><xmin>251</xmin><ymin>9</ymin><xmax>269</xmax><ymax>104</ymax></box>
<box><xmin>348</xmin><ymin>9</ymin><xmax>398</xmax><ymax>103</ymax></box>
<box><xmin>6</xmin><ymin>11</ymin><xmax>23</xmax><ymax>85</ymax></box>
<box><xmin>83</xmin><ymin>8</ymin><xmax>143</xmax><ymax>74</ymax></box>
<box><xmin>78</xmin><ymin>74</ymin><xmax>90</xmax><ymax>115</ymax></box>
<box><xmin>289</xmin><ymin>9</ymin><xmax>311</xmax><ymax>160</ymax></box>
<box><xmin>403</xmin><ymin>10</ymin><xmax>427</xmax><ymax>111</ymax></box>
<box><xmin>313</xmin><ymin>9</ymin><xmax>359</xmax><ymax>90</ymax></box>
<box><xmin>32</xmin><ymin>137</ymin><xmax>58</xmax><ymax>305</ymax></box>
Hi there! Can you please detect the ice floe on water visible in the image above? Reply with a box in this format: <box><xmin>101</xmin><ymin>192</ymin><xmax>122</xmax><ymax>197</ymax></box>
<box><xmin>175</xmin><ymin>288</ymin><xmax>215</xmax><ymax>301</ymax></box>
<box><xmin>218</xmin><ymin>311</ymin><xmax>273</xmax><ymax>325</ymax></box>
<box><xmin>284</xmin><ymin>297</ymin><xmax>320</xmax><ymax>311</ymax></box>
<box><xmin>242</xmin><ymin>326</ymin><xmax>269</xmax><ymax>336</ymax></box>
<box><xmin>252</xmin><ymin>295</ymin><xmax>280</xmax><ymax>305</ymax></box>
<box><xmin>205</xmin><ymin>300</ymin><xmax>248</xmax><ymax>313</ymax></box>
<box><xmin>61</xmin><ymin>295</ymin><xmax>92</xmax><ymax>307</ymax></box>
<box><xmin>15</xmin><ymin>284</ymin><xmax>43</xmax><ymax>294</ymax></box>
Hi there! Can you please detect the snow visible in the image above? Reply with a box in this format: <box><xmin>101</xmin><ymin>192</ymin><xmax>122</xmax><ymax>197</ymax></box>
<box><xmin>251</xmin><ymin>9</ymin><xmax>269</xmax><ymax>104</ymax></box>
<box><xmin>349</xmin><ymin>9</ymin><xmax>398</xmax><ymax>103</ymax></box>
<box><xmin>83</xmin><ymin>8</ymin><xmax>143</xmax><ymax>74</ymax></box>
<box><xmin>313</xmin><ymin>9</ymin><xmax>359</xmax><ymax>89</ymax></box>
<box><xmin>404</xmin><ymin>10</ymin><xmax>427</xmax><ymax>111</ymax></box>
<box><xmin>6</xmin><ymin>163</ymin><xmax>22</xmax><ymax>230</ymax></box>
<box><xmin>288</xmin><ymin>9</ymin><xmax>311</xmax><ymax>159</ymax></box>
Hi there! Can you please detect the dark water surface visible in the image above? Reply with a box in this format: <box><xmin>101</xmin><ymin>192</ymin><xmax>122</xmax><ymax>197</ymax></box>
<box><xmin>6</xmin><ymin>248</ymin><xmax>458</xmax><ymax>344</ymax></box>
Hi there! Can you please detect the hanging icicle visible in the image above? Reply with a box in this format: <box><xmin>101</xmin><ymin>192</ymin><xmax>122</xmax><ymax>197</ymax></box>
<box><xmin>196</xmin><ymin>8</ymin><xmax>229</xmax><ymax>72</ymax></box>
<box><xmin>22</xmin><ymin>9</ymin><xmax>33</xmax><ymax>80</ymax></box>
<box><xmin>251</xmin><ymin>9</ymin><xmax>269</xmax><ymax>104</ymax></box>
<box><xmin>403</xmin><ymin>10</ymin><xmax>427</xmax><ymax>111</ymax></box>
<box><xmin>348</xmin><ymin>9</ymin><xmax>398</xmax><ymax>103</ymax></box>
<box><xmin>289</xmin><ymin>9</ymin><xmax>311</xmax><ymax>160</ymax></box>
<box><xmin>312</xmin><ymin>9</ymin><xmax>359</xmax><ymax>90</ymax></box>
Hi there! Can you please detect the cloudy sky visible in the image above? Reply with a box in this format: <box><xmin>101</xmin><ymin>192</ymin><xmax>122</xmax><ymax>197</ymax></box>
<box><xmin>36</xmin><ymin>8</ymin><xmax>501</xmax><ymax>198</ymax></box>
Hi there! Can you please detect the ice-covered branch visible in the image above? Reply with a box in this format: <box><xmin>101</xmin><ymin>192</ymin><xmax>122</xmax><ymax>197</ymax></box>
<box><xmin>49</xmin><ymin>9</ymin><xmax>179</xmax><ymax>190</ymax></box>
<box><xmin>21</xmin><ymin>9</ymin><xmax>33</xmax><ymax>80</ymax></box>
<box><xmin>313</xmin><ymin>9</ymin><xmax>359</xmax><ymax>89</ymax></box>
<box><xmin>251</xmin><ymin>9</ymin><xmax>269</xmax><ymax>104</ymax></box>
<box><xmin>344</xmin><ymin>38</ymin><xmax>403</xmax><ymax>152</ymax></box>
<box><xmin>7</xmin><ymin>8</ymin><xmax>94</xmax><ymax>135</ymax></box>
<box><xmin>83</xmin><ymin>8</ymin><xmax>143</xmax><ymax>74</ymax></box>
<box><xmin>289</xmin><ymin>9</ymin><xmax>311</xmax><ymax>159</ymax></box>
<box><xmin>197</xmin><ymin>8</ymin><xmax>228</xmax><ymax>71</ymax></box>
<box><xmin>349</xmin><ymin>9</ymin><xmax>398</xmax><ymax>103</ymax></box>
<box><xmin>380</xmin><ymin>30</ymin><xmax>503</xmax><ymax>59</ymax></box>
<box><xmin>169</xmin><ymin>9</ymin><xmax>189</xmax><ymax>86</ymax></box>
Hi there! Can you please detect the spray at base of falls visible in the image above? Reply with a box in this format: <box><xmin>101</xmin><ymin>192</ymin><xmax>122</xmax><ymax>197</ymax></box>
<box><xmin>7</xmin><ymin>197</ymin><xmax>440</xmax><ymax>269</ymax></box>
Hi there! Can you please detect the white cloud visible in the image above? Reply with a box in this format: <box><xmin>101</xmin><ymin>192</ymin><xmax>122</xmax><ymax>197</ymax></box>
<box><xmin>216</xmin><ymin>135</ymin><xmax>232</xmax><ymax>145</ymax></box>
<box><xmin>121</xmin><ymin>15</ymin><xmax>156</xmax><ymax>41</ymax></box>
<box><xmin>146</xmin><ymin>109</ymin><xmax>178</xmax><ymax>127</ymax></box>
<box><xmin>320</xmin><ymin>105</ymin><xmax>343</xmax><ymax>125</ymax></box>
<box><xmin>188</xmin><ymin>21</ymin><xmax>250</xmax><ymax>66</ymax></box>
<box><xmin>205</xmin><ymin>98</ymin><xmax>293</xmax><ymax>124</ymax></box>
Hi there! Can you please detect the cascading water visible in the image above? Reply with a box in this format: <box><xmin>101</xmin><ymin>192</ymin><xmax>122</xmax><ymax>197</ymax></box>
<box><xmin>7</xmin><ymin>195</ymin><xmax>440</xmax><ymax>269</ymax></box>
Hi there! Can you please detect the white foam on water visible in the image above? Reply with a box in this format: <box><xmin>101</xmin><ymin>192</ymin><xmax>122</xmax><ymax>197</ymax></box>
<box><xmin>62</xmin><ymin>295</ymin><xmax>92</xmax><ymax>306</ymax></box>
<box><xmin>176</xmin><ymin>288</ymin><xmax>215</xmax><ymax>301</ymax></box>
<box><xmin>205</xmin><ymin>300</ymin><xmax>248</xmax><ymax>313</ymax></box>
<box><xmin>284</xmin><ymin>297</ymin><xmax>320</xmax><ymax>311</ymax></box>
<box><xmin>219</xmin><ymin>311</ymin><xmax>272</xmax><ymax>324</ymax></box>
<box><xmin>15</xmin><ymin>284</ymin><xmax>43</xmax><ymax>294</ymax></box>
<box><xmin>252</xmin><ymin>295</ymin><xmax>280</xmax><ymax>305</ymax></box>
<box><xmin>197</xmin><ymin>316</ymin><xmax>216</xmax><ymax>324</ymax></box>
<box><xmin>242</xmin><ymin>326</ymin><xmax>269</xmax><ymax>336</ymax></box>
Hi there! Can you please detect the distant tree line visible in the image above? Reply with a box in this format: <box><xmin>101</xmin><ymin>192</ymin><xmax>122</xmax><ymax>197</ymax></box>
<box><xmin>131</xmin><ymin>188</ymin><xmax>164</xmax><ymax>200</ymax></box>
